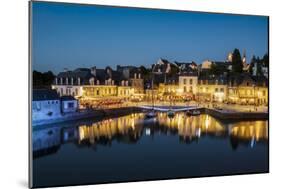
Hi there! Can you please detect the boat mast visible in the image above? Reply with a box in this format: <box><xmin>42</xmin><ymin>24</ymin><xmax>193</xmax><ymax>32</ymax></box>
<box><xmin>152</xmin><ymin>73</ymin><xmax>154</xmax><ymax>110</ymax></box>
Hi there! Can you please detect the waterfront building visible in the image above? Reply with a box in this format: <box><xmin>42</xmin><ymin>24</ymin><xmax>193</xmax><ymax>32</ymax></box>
<box><xmin>197</xmin><ymin>75</ymin><xmax>228</xmax><ymax>102</ymax></box>
<box><xmin>117</xmin><ymin>84</ymin><xmax>134</xmax><ymax>99</ymax></box>
<box><xmin>157</xmin><ymin>75</ymin><xmax>181</xmax><ymax>101</ymax></box>
<box><xmin>178</xmin><ymin>73</ymin><xmax>198</xmax><ymax>100</ymax></box>
<box><xmin>129</xmin><ymin>68</ymin><xmax>144</xmax><ymax>95</ymax></box>
<box><xmin>61</xmin><ymin>96</ymin><xmax>79</xmax><ymax>113</ymax></box>
<box><xmin>158</xmin><ymin>83</ymin><xmax>180</xmax><ymax>101</ymax></box>
<box><xmin>52</xmin><ymin>66</ymin><xmax>133</xmax><ymax>106</ymax></box>
<box><xmin>32</xmin><ymin>89</ymin><xmax>61</xmax><ymax>121</ymax></box>
<box><xmin>51</xmin><ymin>68</ymin><xmax>92</xmax><ymax>97</ymax></box>
<box><xmin>144</xmin><ymin>89</ymin><xmax>158</xmax><ymax>101</ymax></box>
<box><xmin>228</xmin><ymin>73</ymin><xmax>268</xmax><ymax>105</ymax></box>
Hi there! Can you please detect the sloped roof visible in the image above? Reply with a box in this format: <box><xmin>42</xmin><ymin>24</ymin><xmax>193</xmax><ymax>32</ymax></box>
<box><xmin>56</xmin><ymin>68</ymin><xmax>94</xmax><ymax>85</ymax></box>
<box><xmin>61</xmin><ymin>96</ymin><xmax>76</xmax><ymax>101</ymax></box>
<box><xmin>198</xmin><ymin>74</ymin><xmax>228</xmax><ymax>85</ymax></box>
<box><xmin>228</xmin><ymin>73</ymin><xmax>268</xmax><ymax>87</ymax></box>
<box><xmin>33</xmin><ymin>89</ymin><xmax>60</xmax><ymax>101</ymax></box>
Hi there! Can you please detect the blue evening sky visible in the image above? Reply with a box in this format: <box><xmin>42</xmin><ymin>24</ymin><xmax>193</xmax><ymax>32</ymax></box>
<box><xmin>32</xmin><ymin>1</ymin><xmax>268</xmax><ymax>74</ymax></box>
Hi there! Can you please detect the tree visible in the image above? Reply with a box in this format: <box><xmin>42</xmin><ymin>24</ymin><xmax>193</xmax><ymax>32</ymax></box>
<box><xmin>33</xmin><ymin>70</ymin><xmax>55</xmax><ymax>89</ymax></box>
<box><xmin>249</xmin><ymin>56</ymin><xmax>263</xmax><ymax>76</ymax></box>
<box><xmin>210</xmin><ymin>63</ymin><xmax>227</xmax><ymax>76</ymax></box>
<box><xmin>249</xmin><ymin>55</ymin><xmax>256</xmax><ymax>74</ymax></box>
<box><xmin>262</xmin><ymin>53</ymin><xmax>269</xmax><ymax>67</ymax></box>
<box><xmin>231</xmin><ymin>48</ymin><xmax>243</xmax><ymax>73</ymax></box>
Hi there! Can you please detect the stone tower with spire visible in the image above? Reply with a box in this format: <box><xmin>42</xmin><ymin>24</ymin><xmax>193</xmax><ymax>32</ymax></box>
<box><xmin>242</xmin><ymin>50</ymin><xmax>247</xmax><ymax>67</ymax></box>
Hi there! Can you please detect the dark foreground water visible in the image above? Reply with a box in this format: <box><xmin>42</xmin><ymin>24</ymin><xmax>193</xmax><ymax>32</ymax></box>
<box><xmin>32</xmin><ymin>113</ymin><xmax>268</xmax><ymax>188</ymax></box>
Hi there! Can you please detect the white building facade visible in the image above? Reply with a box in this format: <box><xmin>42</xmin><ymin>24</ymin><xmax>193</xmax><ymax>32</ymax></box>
<box><xmin>32</xmin><ymin>89</ymin><xmax>62</xmax><ymax>121</ymax></box>
<box><xmin>179</xmin><ymin>75</ymin><xmax>198</xmax><ymax>98</ymax></box>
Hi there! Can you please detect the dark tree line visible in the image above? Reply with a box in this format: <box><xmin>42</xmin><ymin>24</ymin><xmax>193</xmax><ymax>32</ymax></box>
<box><xmin>231</xmin><ymin>48</ymin><xmax>243</xmax><ymax>73</ymax></box>
<box><xmin>33</xmin><ymin>70</ymin><xmax>55</xmax><ymax>89</ymax></box>
<box><xmin>249</xmin><ymin>53</ymin><xmax>269</xmax><ymax>76</ymax></box>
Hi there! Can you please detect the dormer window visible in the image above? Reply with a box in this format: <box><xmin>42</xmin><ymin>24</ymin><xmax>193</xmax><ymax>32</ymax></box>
<box><xmin>134</xmin><ymin>73</ymin><xmax>137</xmax><ymax>79</ymax></box>
<box><xmin>66</xmin><ymin>78</ymin><xmax>68</xmax><ymax>85</ymax></box>
<box><xmin>138</xmin><ymin>73</ymin><xmax>141</xmax><ymax>79</ymax></box>
<box><xmin>55</xmin><ymin>78</ymin><xmax>58</xmax><ymax>85</ymax></box>
<box><xmin>60</xmin><ymin>78</ymin><xmax>63</xmax><ymax>85</ymax></box>
<box><xmin>78</xmin><ymin>77</ymin><xmax>81</xmax><ymax>85</ymax></box>
<box><xmin>89</xmin><ymin>78</ymin><xmax>95</xmax><ymax>85</ymax></box>
<box><xmin>71</xmin><ymin>78</ymin><xmax>74</xmax><ymax>85</ymax></box>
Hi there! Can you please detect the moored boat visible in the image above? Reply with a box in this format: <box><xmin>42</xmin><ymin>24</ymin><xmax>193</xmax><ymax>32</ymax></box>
<box><xmin>146</xmin><ymin>111</ymin><xmax>157</xmax><ymax>118</ymax></box>
<box><xmin>167</xmin><ymin>110</ymin><xmax>175</xmax><ymax>118</ymax></box>
<box><xmin>186</xmin><ymin>110</ymin><xmax>201</xmax><ymax>116</ymax></box>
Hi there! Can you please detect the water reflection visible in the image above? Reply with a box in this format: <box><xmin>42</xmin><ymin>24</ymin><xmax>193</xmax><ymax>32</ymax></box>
<box><xmin>33</xmin><ymin>127</ymin><xmax>61</xmax><ymax>158</ymax></box>
<box><xmin>33</xmin><ymin>113</ymin><xmax>268</xmax><ymax>157</ymax></box>
<box><xmin>157</xmin><ymin>113</ymin><xmax>226</xmax><ymax>142</ymax></box>
<box><xmin>78</xmin><ymin>114</ymin><xmax>144</xmax><ymax>146</ymax></box>
<box><xmin>229</xmin><ymin>121</ymin><xmax>268</xmax><ymax>150</ymax></box>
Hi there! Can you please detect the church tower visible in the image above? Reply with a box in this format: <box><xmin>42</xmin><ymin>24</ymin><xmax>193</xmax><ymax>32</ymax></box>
<box><xmin>242</xmin><ymin>50</ymin><xmax>247</xmax><ymax>67</ymax></box>
<box><xmin>227</xmin><ymin>52</ymin><xmax>233</xmax><ymax>62</ymax></box>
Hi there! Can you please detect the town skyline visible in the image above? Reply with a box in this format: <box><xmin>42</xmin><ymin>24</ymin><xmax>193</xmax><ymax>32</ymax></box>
<box><xmin>32</xmin><ymin>2</ymin><xmax>268</xmax><ymax>74</ymax></box>
<box><xmin>33</xmin><ymin>48</ymin><xmax>268</xmax><ymax>74</ymax></box>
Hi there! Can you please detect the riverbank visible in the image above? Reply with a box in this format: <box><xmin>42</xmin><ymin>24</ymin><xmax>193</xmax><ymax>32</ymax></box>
<box><xmin>32</xmin><ymin>105</ymin><xmax>268</xmax><ymax>127</ymax></box>
<box><xmin>204</xmin><ymin>108</ymin><xmax>268</xmax><ymax>121</ymax></box>
<box><xmin>32</xmin><ymin>107</ymin><xmax>143</xmax><ymax>126</ymax></box>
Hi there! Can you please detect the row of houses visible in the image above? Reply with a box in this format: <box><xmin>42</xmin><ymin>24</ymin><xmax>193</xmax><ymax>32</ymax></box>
<box><xmin>51</xmin><ymin>66</ymin><xmax>143</xmax><ymax>101</ymax></box>
<box><xmin>50</xmin><ymin>56</ymin><xmax>268</xmax><ymax>105</ymax></box>
<box><xmin>146</xmin><ymin>58</ymin><xmax>268</xmax><ymax>105</ymax></box>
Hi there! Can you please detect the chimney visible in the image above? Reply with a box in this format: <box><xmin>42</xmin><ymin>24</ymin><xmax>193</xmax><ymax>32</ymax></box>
<box><xmin>253</xmin><ymin>63</ymin><xmax>257</xmax><ymax>76</ymax></box>
<box><xmin>91</xmin><ymin>66</ymin><xmax>96</xmax><ymax>76</ymax></box>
